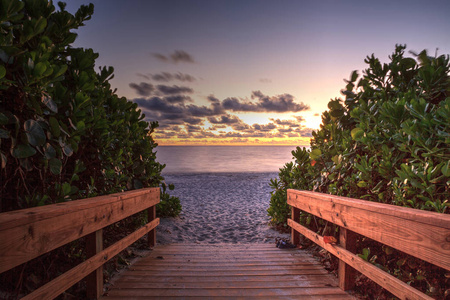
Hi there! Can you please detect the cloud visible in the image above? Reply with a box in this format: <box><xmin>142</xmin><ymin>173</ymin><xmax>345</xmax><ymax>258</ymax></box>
<box><xmin>294</xmin><ymin>116</ymin><xmax>306</xmax><ymax>123</ymax></box>
<box><xmin>270</xmin><ymin>118</ymin><xmax>301</xmax><ymax>127</ymax></box>
<box><xmin>129</xmin><ymin>82</ymin><xmax>154</xmax><ymax>96</ymax></box>
<box><xmin>251</xmin><ymin>91</ymin><xmax>309</xmax><ymax>112</ymax></box>
<box><xmin>221</xmin><ymin>91</ymin><xmax>309</xmax><ymax>113</ymax></box>
<box><xmin>207</xmin><ymin>95</ymin><xmax>220</xmax><ymax>103</ymax></box>
<box><xmin>149</xmin><ymin>72</ymin><xmax>196</xmax><ymax>82</ymax></box>
<box><xmin>157</xmin><ymin>85</ymin><xmax>193</xmax><ymax>95</ymax></box>
<box><xmin>208</xmin><ymin>114</ymin><xmax>241</xmax><ymax>124</ymax></box>
<box><xmin>152</xmin><ymin>50</ymin><xmax>195</xmax><ymax>63</ymax></box>
<box><xmin>134</xmin><ymin>97</ymin><xmax>184</xmax><ymax>114</ymax></box>
<box><xmin>164</xmin><ymin>95</ymin><xmax>193</xmax><ymax>104</ymax></box>
<box><xmin>259</xmin><ymin>78</ymin><xmax>272</xmax><ymax>83</ymax></box>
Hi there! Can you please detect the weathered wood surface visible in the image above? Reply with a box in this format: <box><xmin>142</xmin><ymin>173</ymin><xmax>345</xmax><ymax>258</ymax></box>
<box><xmin>22</xmin><ymin>218</ymin><xmax>159</xmax><ymax>300</ymax></box>
<box><xmin>287</xmin><ymin>189</ymin><xmax>450</xmax><ymax>271</ymax></box>
<box><xmin>287</xmin><ymin>189</ymin><xmax>449</xmax><ymax>300</ymax></box>
<box><xmin>0</xmin><ymin>187</ymin><xmax>160</xmax><ymax>273</ymax></box>
<box><xmin>103</xmin><ymin>244</ymin><xmax>355</xmax><ymax>299</ymax></box>
<box><xmin>288</xmin><ymin>218</ymin><xmax>433</xmax><ymax>300</ymax></box>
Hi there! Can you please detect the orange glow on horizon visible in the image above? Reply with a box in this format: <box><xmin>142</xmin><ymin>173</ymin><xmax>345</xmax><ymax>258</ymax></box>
<box><xmin>154</xmin><ymin>136</ymin><xmax>312</xmax><ymax>147</ymax></box>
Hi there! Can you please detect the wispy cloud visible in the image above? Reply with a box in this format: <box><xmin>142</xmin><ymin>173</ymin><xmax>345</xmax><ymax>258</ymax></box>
<box><xmin>152</xmin><ymin>50</ymin><xmax>195</xmax><ymax>63</ymax></box>
<box><xmin>129</xmin><ymin>82</ymin><xmax>154</xmax><ymax>97</ymax></box>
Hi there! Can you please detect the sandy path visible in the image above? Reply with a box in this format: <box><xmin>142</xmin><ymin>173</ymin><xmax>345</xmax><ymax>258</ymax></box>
<box><xmin>156</xmin><ymin>172</ymin><xmax>290</xmax><ymax>244</ymax></box>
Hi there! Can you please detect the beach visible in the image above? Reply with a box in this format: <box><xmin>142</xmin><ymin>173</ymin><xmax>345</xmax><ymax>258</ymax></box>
<box><xmin>156</xmin><ymin>172</ymin><xmax>290</xmax><ymax>244</ymax></box>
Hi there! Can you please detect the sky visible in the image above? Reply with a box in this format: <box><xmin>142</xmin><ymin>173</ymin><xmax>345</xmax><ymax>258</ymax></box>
<box><xmin>65</xmin><ymin>0</ymin><xmax>450</xmax><ymax>146</ymax></box>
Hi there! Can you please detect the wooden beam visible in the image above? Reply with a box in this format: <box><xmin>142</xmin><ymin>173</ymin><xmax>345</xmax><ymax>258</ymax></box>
<box><xmin>291</xmin><ymin>206</ymin><xmax>300</xmax><ymax>246</ymax></box>
<box><xmin>21</xmin><ymin>218</ymin><xmax>159</xmax><ymax>300</ymax></box>
<box><xmin>86</xmin><ymin>229</ymin><xmax>103</xmax><ymax>299</ymax></box>
<box><xmin>288</xmin><ymin>218</ymin><xmax>433</xmax><ymax>300</ymax></box>
<box><xmin>287</xmin><ymin>189</ymin><xmax>450</xmax><ymax>271</ymax></box>
<box><xmin>338</xmin><ymin>228</ymin><xmax>357</xmax><ymax>291</ymax></box>
<box><xmin>147</xmin><ymin>206</ymin><xmax>156</xmax><ymax>248</ymax></box>
<box><xmin>0</xmin><ymin>188</ymin><xmax>160</xmax><ymax>273</ymax></box>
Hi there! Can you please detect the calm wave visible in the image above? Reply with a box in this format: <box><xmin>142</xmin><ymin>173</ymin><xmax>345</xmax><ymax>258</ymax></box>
<box><xmin>156</xmin><ymin>146</ymin><xmax>302</xmax><ymax>174</ymax></box>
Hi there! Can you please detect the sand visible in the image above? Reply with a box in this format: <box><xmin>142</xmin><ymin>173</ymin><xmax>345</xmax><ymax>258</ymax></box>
<box><xmin>156</xmin><ymin>172</ymin><xmax>290</xmax><ymax>244</ymax></box>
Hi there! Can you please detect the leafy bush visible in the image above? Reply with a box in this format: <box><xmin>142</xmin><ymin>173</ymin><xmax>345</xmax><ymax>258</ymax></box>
<box><xmin>268</xmin><ymin>45</ymin><xmax>449</xmax><ymax>297</ymax></box>
<box><xmin>0</xmin><ymin>0</ymin><xmax>181</xmax><ymax>216</ymax></box>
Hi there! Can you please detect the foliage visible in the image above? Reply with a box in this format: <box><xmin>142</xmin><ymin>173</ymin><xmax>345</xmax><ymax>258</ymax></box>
<box><xmin>0</xmin><ymin>0</ymin><xmax>181</xmax><ymax>216</ymax></box>
<box><xmin>157</xmin><ymin>183</ymin><xmax>182</xmax><ymax>217</ymax></box>
<box><xmin>268</xmin><ymin>45</ymin><xmax>449</xmax><ymax>297</ymax></box>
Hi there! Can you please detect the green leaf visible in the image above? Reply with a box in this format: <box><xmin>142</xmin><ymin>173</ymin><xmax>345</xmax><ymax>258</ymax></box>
<box><xmin>0</xmin><ymin>65</ymin><xmax>6</xmax><ymax>79</ymax></box>
<box><xmin>0</xmin><ymin>129</ymin><xmax>9</xmax><ymax>138</ymax></box>
<box><xmin>310</xmin><ymin>149</ymin><xmax>322</xmax><ymax>160</ymax></box>
<box><xmin>441</xmin><ymin>161</ymin><xmax>450</xmax><ymax>177</ymax></box>
<box><xmin>357</xmin><ymin>181</ymin><xmax>367</xmax><ymax>188</ymax></box>
<box><xmin>63</xmin><ymin>143</ymin><xmax>73</xmax><ymax>156</ymax></box>
<box><xmin>43</xmin><ymin>143</ymin><xmax>56</xmax><ymax>159</ymax></box>
<box><xmin>42</xmin><ymin>96</ymin><xmax>58</xmax><ymax>113</ymax></box>
<box><xmin>350</xmin><ymin>70</ymin><xmax>358</xmax><ymax>82</ymax></box>
<box><xmin>24</xmin><ymin>119</ymin><xmax>46</xmax><ymax>146</ymax></box>
<box><xmin>33</xmin><ymin>62</ymin><xmax>47</xmax><ymax>77</ymax></box>
<box><xmin>62</xmin><ymin>182</ymin><xmax>71</xmax><ymax>196</ymax></box>
<box><xmin>0</xmin><ymin>113</ymin><xmax>8</xmax><ymax>125</ymax></box>
<box><xmin>53</xmin><ymin>64</ymin><xmax>68</xmax><ymax>78</ymax></box>
<box><xmin>49</xmin><ymin>117</ymin><xmax>60</xmax><ymax>137</ymax></box>
<box><xmin>34</xmin><ymin>17</ymin><xmax>47</xmax><ymax>35</ymax></box>
<box><xmin>351</xmin><ymin>128</ymin><xmax>364</xmax><ymax>140</ymax></box>
<box><xmin>49</xmin><ymin>158</ymin><xmax>62</xmax><ymax>175</ymax></box>
<box><xmin>12</xmin><ymin>144</ymin><xmax>36</xmax><ymax>158</ymax></box>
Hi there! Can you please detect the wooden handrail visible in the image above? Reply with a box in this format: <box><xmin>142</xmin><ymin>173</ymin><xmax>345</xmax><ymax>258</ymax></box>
<box><xmin>287</xmin><ymin>189</ymin><xmax>450</xmax><ymax>300</ymax></box>
<box><xmin>0</xmin><ymin>187</ymin><xmax>160</xmax><ymax>299</ymax></box>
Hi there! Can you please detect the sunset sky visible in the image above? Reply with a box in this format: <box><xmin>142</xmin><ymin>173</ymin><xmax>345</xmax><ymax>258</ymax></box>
<box><xmin>66</xmin><ymin>0</ymin><xmax>450</xmax><ymax>146</ymax></box>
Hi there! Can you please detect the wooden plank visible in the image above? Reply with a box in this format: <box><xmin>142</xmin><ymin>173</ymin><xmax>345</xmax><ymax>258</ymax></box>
<box><xmin>123</xmin><ymin>269</ymin><xmax>328</xmax><ymax>276</ymax></box>
<box><xmin>86</xmin><ymin>229</ymin><xmax>104</xmax><ymax>299</ymax></box>
<box><xmin>22</xmin><ymin>218</ymin><xmax>159</xmax><ymax>300</ymax></box>
<box><xmin>131</xmin><ymin>264</ymin><xmax>320</xmax><ymax>271</ymax></box>
<box><xmin>106</xmin><ymin>287</ymin><xmax>350</xmax><ymax>297</ymax></box>
<box><xmin>115</xmin><ymin>274</ymin><xmax>335</xmax><ymax>283</ymax></box>
<box><xmin>297</xmin><ymin>190</ymin><xmax>450</xmax><ymax>228</ymax></box>
<box><xmin>103</xmin><ymin>296</ymin><xmax>354</xmax><ymax>300</ymax></box>
<box><xmin>0</xmin><ymin>188</ymin><xmax>158</xmax><ymax>229</ymax></box>
<box><xmin>111</xmin><ymin>279</ymin><xmax>339</xmax><ymax>289</ymax></box>
<box><xmin>0</xmin><ymin>188</ymin><xmax>160</xmax><ymax>273</ymax></box>
<box><xmin>287</xmin><ymin>189</ymin><xmax>450</xmax><ymax>271</ymax></box>
<box><xmin>339</xmin><ymin>228</ymin><xmax>357</xmax><ymax>291</ymax></box>
<box><xmin>288</xmin><ymin>218</ymin><xmax>433</xmax><ymax>300</ymax></box>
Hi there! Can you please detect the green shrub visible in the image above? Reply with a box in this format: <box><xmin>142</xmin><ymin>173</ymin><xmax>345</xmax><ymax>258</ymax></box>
<box><xmin>0</xmin><ymin>0</ymin><xmax>181</xmax><ymax>216</ymax></box>
<box><xmin>268</xmin><ymin>45</ymin><xmax>449</xmax><ymax>297</ymax></box>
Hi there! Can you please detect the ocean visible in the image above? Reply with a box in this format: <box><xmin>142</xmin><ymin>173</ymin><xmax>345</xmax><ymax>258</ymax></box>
<box><xmin>155</xmin><ymin>145</ymin><xmax>299</xmax><ymax>174</ymax></box>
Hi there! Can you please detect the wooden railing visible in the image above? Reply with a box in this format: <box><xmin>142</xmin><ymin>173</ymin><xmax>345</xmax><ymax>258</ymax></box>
<box><xmin>288</xmin><ymin>189</ymin><xmax>450</xmax><ymax>300</ymax></box>
<box><xmin>0</xmin><ymin>187</ymin><xmax>160</xmax><ymax>299</ymax></box>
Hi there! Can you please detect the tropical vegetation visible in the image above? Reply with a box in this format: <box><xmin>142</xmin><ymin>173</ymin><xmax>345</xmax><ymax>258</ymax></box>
<box><xmin>268</xmin><ymin>45</ymin><xmax>449</xmax><ymax>298</ymax></box>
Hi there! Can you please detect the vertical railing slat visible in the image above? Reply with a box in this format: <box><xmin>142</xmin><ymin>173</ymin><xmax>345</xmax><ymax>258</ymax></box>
<box><xmin>291</xmin><ymin>206</ymin><xmax>300</xmax><ymax>246</ymax></box>
<box><xmin>338</xmin><ymin>227</ymin><xmax>357</xmax><ymax>291</ymax></box>
<box><xmin>86</xmin><ymin>229</ymin><xmax>103</xmax><ymax>299</ymax></box>
<box><xmin>148</xmin><ymin>206</ymin><xmax>156</xmax><ymax>248</ymax></box>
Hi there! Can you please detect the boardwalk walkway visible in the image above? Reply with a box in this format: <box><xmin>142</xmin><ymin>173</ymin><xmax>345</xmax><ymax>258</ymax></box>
<box><xmin>103</xmin><ymin>243</ymin><xmax>355</xmax><ymax>299</ymax></box>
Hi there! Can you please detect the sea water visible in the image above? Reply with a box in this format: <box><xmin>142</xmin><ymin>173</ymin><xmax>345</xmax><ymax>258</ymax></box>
<box><xmin>156</xmin><ymin>145</ymin><xmax>300</xmax><ymax>174</ymax></box>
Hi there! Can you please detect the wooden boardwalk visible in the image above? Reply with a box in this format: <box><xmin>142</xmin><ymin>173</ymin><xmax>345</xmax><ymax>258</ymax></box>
<box><xmin>103</xmin><ymin>243</ymin><xmax>355</xmax><ymax>299</ymax></box>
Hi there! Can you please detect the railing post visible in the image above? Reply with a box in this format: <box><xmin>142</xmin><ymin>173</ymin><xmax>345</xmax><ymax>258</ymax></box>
<box><xmin>291</xmin><ymin>206</ymin><xmax>300</xmax><ymax>245</ymax></box>
<box><xmin>339</xmin><ymin>227</ymin><xmax>357</xmax><ymax>291</ymax></box>
<box><xmin>86</xmin><ymin>229</ymin><xmax>103</xmax><ymax>299</ymax></box>
<box><xmin>147</xmin><ymin>206</ymin><xmax>156</xmax><ymax>248</ymax></box>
